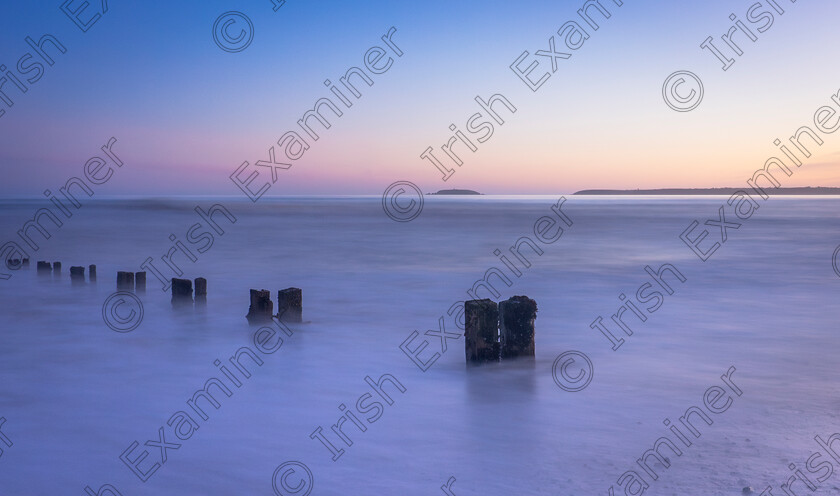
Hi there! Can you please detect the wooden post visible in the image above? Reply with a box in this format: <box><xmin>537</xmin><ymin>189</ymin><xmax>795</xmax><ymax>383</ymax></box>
<box><xmin>246</xmin><ymin>289</ymin><xmax>273</xmax><ymax>324</ymax></box>
<box><xmin>277</xmin><ymin>287</ymin><xmax>302</xmax><ymax>322</ymax></box>
<box><xmin>499</xmin><ymin>296</ymin><xmax>537</xmax><ymax>359</ymax></box>
<box><xmin>117</xmin><ymin>271</ymin><xmax>135</xmax><ymax>291</ymax></box>
<box><xmin>194</xmin><ymin>278</ymin><xmax>207</xmax><ymax>296</ymax></box>
<box><xmin>70</xmin><ymin>266</ymin><xmax>85</xmax><ymax>285</ymax></box>
<box><xmin>37</xmin><ymin>261</ymin><xmax>51</xmax><ymax>276</ymax></box>
<box><xmin>194</xmin><ymin>278</ymin><xmax>207</xmax><ymax>307</ymax></box>
<box><xmin>465</xmin><ymin>299</ymin><xmax>499</xmax><ymax>364</ymax></box>
<box><xmin>171</xmin><ymin>278</ymin><xmax>193</xmax><ymax>307</ymax></box>
<box><xmin>135</xmin><ymin>272</ymin><xmax>146</xmax><ymax>293</ymax></box>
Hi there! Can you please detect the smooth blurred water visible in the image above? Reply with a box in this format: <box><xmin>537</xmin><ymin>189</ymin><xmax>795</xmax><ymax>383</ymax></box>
<box><xmin>0</xmin><ymin>196</ymin><xmax>839</xmax><ymax>495</ymax></box>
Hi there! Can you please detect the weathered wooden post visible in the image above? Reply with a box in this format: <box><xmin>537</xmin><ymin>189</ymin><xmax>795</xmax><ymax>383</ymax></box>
<box><xmin>277</xmin><ymin>287</ymin><xmax>302</xmax><ymax>322</ymax></box>
<box><xmin>246</xmin><ymin>289</ymin><xmax>273</xmax><ymax>324</ymax></box>
<box><xmin>499</xmin><ymin>296</ymin><xmax>537</xmax><ymax>359</ymax></box>
<box><xmin>52</xmin><ymin>262</ymin><xmax>61</xmax><ymax>277</ymax></box>
<box><xmin>37</xmin><ymin>261</ymin><xmax>51</xmax><ymax>276</ymax></box>
<box><xmin>22</xmin><ymin>258</ymin><xmax>29</xmax><ymax>267</ymax></box>
<box><xmin>171</xmin><ymin>278</ymin><xmax>193</xmax><ymax>307</ymax></box>
<box><xmin>117</xmin><ymin>271</ymin><xmax>134</xmax><ymax>291</ymax></box>
<box><xmin>194</xmin><ymin>278</ymin><xmax>207</xmax><ymax>306</ymax></box>
<box><xmin>465</xmin><ymin>299</ymin><xmax>499</xmax><ymax>364</ymax></box>
<box><xmin>194</xmin><ymin>278</ymin><xmax>206</xmax><ymax>296</ymax></box>
<box><xmin>89</xmin><ymin>264</ymin><xmax>97</xmax><ymax>282</ymax></box>
<box><xmin>135</xmin><ymin>272</ymin><xmax>146</xmax><ymax>293</ymax></box>
<box><xmin>70</xmin><ymin>266</ymin><xmax>85</xmax><ymax>285</ymax></box>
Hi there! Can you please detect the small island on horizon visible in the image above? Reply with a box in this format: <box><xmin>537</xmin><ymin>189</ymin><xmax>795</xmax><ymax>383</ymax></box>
<box><xmin>573</xmin><ymin>187</ymin><xmax>840</xmax><ymax>195</ymax></box>
<box><xmin>427</xmin><ymin>189</ymin><xmax>482</xmax><ymax>195</ymax></box>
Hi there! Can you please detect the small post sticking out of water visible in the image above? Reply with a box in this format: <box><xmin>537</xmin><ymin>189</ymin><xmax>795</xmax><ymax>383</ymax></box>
<box><xmin>89</xmin><ymin>264</ymin><xmax>97</xmax><ymax>282</ymax></box>
<box><xmin>246</xmin><ymin>289</ymin><xmax>273</xmax><ymax>324</ymax></box>
<box><xmin>22</xmin><ymin>258</ymin><xmax>29</xmax><ymax>267</ymax></box>
<box><xmin>277</xmin><ymin>287</ymin><xmax>302</xmax><ymax>322</ymax></box>
<box><xmin>37</xmin><ymin>261</ymin><xmax>51</xmax><ymax>276</ymax></box>
<box><xmin>70</xmin><ymin>266</ymin><xmax>85</xmax><ymax>285</ymax></box>
<box><xmin>465</xmin><ymin>299</ymin><xmax>500</xmax><ymax>364</ymax></box>
<box><xmin>194</xmin><ymin>278</ymin><xmax>207</xmax><ymax>307</ymax></box>
<box><xmin>117</xmin><ymin>271</ymin><xmax>135</xmax><ymax>292</ymax></box>
<box><xmin>135</xmin><ymin>272</ymin><xmax>146</xmax><ymax>293</ymax></box>
<box><xmin>52</xmin><ymin>262</ymin><xmax>61</xmax><ymax>278</ymax></box>
<box><xmin>499</xmin><ymin>296</ymin><xmax>537</xmax><ymax>359</ymax></box>
<box><xmin>171</xmin><ymin>278</ymin><xmax>193</xmax><ymax>307</ymax></box>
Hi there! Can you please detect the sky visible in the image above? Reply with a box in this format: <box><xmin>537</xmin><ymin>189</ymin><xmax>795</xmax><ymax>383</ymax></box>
<box><xmin>0</xmin><ymin>0</ymin><xmax>838</xmax><ymax>196</ymax></box>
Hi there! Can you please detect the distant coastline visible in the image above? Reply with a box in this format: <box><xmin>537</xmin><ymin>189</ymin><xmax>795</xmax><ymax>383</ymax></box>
<box><xmin>427</xmin><ymin>189</ymin><xmax>482</xmax><ymax>195</ymax></box>
<box><xmin>573</xmin><ymin>187</ymin><xmax>840</xmax><ymax>196</ymax></box>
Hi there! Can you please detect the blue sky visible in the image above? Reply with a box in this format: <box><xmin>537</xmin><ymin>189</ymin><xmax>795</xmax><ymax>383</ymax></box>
<box><xmin>0</xmin><ymin>0</ymin><xmax>838</xmax><ymax>195</ymax></box>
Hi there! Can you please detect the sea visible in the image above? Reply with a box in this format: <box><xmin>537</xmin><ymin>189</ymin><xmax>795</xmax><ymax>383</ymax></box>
<box><xmin>0</xmin><ymin>195</ymin><xmax>839</xmax><ymax>495</ymax></box>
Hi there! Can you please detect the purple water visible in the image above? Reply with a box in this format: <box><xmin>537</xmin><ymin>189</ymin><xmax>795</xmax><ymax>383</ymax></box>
<box><xmin>0</xmin><ymin>196</ymin><xmax>839</xmax><ymax>495</ymax></box>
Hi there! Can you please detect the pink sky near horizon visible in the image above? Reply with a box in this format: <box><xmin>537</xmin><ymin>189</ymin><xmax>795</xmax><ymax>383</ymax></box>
<box><xmin>0</xmin><ymin>0</ymin><xmax>838</xmax><ymax>196</ymax></box>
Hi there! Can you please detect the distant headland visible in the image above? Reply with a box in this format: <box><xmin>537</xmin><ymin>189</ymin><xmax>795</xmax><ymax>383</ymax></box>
<box><xmin>573</xmin><ymin>187</ymin><xmax>840</xmax><ymax>195</ymax></box>
<box><xmin>427</xmin><ymin>189</ymin><xmax>482</xmax><ymax>195</ymax></box>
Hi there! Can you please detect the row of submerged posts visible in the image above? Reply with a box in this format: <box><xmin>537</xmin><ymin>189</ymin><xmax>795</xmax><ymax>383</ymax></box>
<box><xmin>117</xmin><ymin>271</ymin><xmax>145</xmax><ymax>292</ymax></box>
<box><xmin>115</xmin><ymin>271</ymin><xmax>208</xmax><ymax>308</ymax></box>
<box><xmin>7</xmin><ymin>258</ymin><xmax>29</xmax><ymax>269</ymax></box>
<box><xmin>16</xmin><ymin>259</ymin><xmax>111</xmax><ymax>287</ymax></box>
<box><xmin>170</xmin><ymin>277</ymin><xmax>208</xmax><ymax>307</ymax></box>
<box><xmin>246</xmin><ymin>288</ymin><xmax>303</xmax><ymax>324</ymax></box>
<box><xmin>20</xmin><ymin>260</ymin><xmax>292</xmax><ymax>322</ymax></box>
<box><xmin>465</xmin><ymin>296</ymin><xmax>537</xmax><ymax>364</ymax></box>
<box><xmin>19</xmin><ymin>257</ymin><xmax>535</xmax><ymax>366</ymax></box>
<box><xmin>32</xmin><ymin>260</ymin><xmax>98</xmax><ymax>284</ymax></box>
<box><xmin>118</xmin><ymin>272</ymin><xmax>208</xmax><ymax>308</ymax></box>
<box><xmin>22</xmin><ymin>260</ymin><xmax>210</xmax><ymax>310</ymax></box>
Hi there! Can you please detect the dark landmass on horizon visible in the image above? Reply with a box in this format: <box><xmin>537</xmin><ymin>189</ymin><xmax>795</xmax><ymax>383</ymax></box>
<box><xmin>427</xmin><ymin>189</ymin><xmax>482</xmax><ymax>195</ymax></box>
<box><xmin>573</xmin><ymin>187</ymin><xmax>840</xmax><ymax>195</ymax></box>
